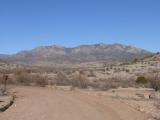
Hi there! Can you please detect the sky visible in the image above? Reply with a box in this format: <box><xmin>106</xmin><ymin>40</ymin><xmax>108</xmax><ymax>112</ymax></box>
<box><xmin>0</xmin><ymin>0</ymin><xmax>160</xmax><ymax>54</ymax></box>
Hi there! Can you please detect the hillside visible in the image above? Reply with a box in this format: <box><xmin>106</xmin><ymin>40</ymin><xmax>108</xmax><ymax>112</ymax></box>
<box><xmin>142</xmin><ymin>53</ymin><xmax>160</xmax><ymax>61</ymax></box>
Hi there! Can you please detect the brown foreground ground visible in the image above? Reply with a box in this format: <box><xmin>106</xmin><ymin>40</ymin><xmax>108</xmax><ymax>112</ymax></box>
<box><xmin>0</xmin><ymin>86</ymin><xmax>148</xmax><ymax>120</ymax></box>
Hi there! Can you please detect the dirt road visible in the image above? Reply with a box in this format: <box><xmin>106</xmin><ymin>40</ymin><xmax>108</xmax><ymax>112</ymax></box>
<box><xmin>0</xmin><ymin>86</ymin><xmax>147</xmax><ymax>120</ymax></box>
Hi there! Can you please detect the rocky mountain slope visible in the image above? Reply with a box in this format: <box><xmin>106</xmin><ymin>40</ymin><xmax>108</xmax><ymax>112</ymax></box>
<box><xmin>0</xmin><ymin>43</ymin><xmax>152</xmax><ymax>66</ymax></box>
<box><xmin>142</xmin><ymin>52</ymin><xmax>160</xmax><ymax>61</ymax></box>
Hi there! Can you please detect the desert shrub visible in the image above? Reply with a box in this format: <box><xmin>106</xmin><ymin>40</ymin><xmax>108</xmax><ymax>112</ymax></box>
<box><xmin>69</xmin><ymin>71</ymin><xmax>88</xmax><ymax>88</ymax></box>
<box><xmin>136</xmin><ymin>76</ymin><xmax>148</xmax><ymax>84</ymax></box>
<box><xmin>147</xmin><ymin>71</ymin><xmax>160</xmax><ymax>91</ymax></box>
<box><xmin>120</xmin><ymin>79</ymin><xmax>136</xmax><ymax>88</ymax></box>
<box><xmin>99</xmin><ymin>79</ymin><xmax>118</xmax><ymax>91</ymax></box>
<box><xmin>150</xmin><ymin>79</ymin><xmax>160</xmax><ymax>91</ymax></box>
<box><xmin>87</xmin><ymin>81</ymin><xmax>99</xmax><ymax>89</ymax></box>
<box><xmin>32</xmin><ymin>74</ymin><xmax>48</xmax><ymax>87</ymax></box>
<box><xmin>133</xmin><ymin>58</ymin><xmax>138</xmax><ymax>63</ymax></box>
<box><xmin>77</xmin><ymin>74</ymin><xmax>88</xmax><ymax>88</ymax></box>
<box><xmin>99</xmin><ymin>79</ymin><xmax>134</xmax><ymax>90</ymax></box>
<box><xmin>7</xmin><ymin>74</ymin><xmax>17</xmax><ymax>84</ymax></box>
<box><xmin>105</xmin><ymin>68</ymin><xmax>110</xmax><ymax>71</ymax></box>
<box><xmin>54</xmin><ymin>71</ymin><xmax>70</xmax><ymax>85</ymax></box>
<box><xmin>96</xmin><ymin>75</ymin><xmax>136</xmax><ymax>91</ymax></box>
<box><xmin>15</xmin><ymin>70</ymin><xmax>32</xmax><ymax>85</ymax></box>
<box><xmin>125</xmin><ymin>69</ymin><xmax>130</xmax><ymax>73</ymax></box>
<box><xmin>15</xmin><ymin>69</ymin><xmax>49</xmax><ymax>87</ymax></box>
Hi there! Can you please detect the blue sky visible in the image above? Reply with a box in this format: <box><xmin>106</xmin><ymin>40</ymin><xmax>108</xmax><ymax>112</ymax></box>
<box><xmin>0</xmin><ymin>0</ymin><xmax>160</xmax><ymax>54</ymax></box>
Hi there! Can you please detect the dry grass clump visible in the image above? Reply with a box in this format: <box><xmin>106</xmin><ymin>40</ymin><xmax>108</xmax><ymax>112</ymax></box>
<box><xmin>32</xmin><ymin>74</ymin><xmax>48</xmax><ymax>87</ymax></box>
<box><xmin>69</xmin><ymin>71</ymin><xmax>88</xmax><ymax>88</ymax></box>
<box><xmin>14</xmin><ymin>69</ymin><xmax>48</xmax><ymax>87</ymax></box>
<box><xmin>97</xmin><ymin>77</ymin><xmax>135</xmax><ymax>91</ymax></box>
<box><xmin>13</xmin><ymin>69</ymin><xmax>89</xmax><ymax>88</ymax></box>
<box><xmin>147</xmin><ymin>71</ymin><xmax>160</xmax><ymax>91</ymax></box>
<box><xmin>150</xmin><ymin>78</ymin><xmax>160</xmax><ymax>91</ymax></box>
<box><xmin>54</xmin><ymin>71</ymin><xmax>70</xmax><ymax>86</ymax></box>
<box><xmin>53</xmin><ymin>71</ymin><xmax>89</xmax><ymax>88</ymax></box>
<box><xmin>15</xmin><ymin>69</ymin><xmax>32</xmax><ymax>85</ymax></box>
<box><xmin>98</xmin><ymin>79</ymin><xmax>118</xmax><ymax>91</ymax></box>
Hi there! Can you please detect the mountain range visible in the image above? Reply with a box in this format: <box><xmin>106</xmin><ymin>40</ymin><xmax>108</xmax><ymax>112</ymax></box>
<box><xmin>0</xmin><ymin>43</ymin><xmax>152</xmax><ymax>67</ymax></box>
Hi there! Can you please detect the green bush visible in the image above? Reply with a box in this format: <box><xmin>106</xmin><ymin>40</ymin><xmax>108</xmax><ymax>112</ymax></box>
<box><xmin>136</xmin><ymin>76</ymin><xmax>148</xmax><ymax>84</ymax></box>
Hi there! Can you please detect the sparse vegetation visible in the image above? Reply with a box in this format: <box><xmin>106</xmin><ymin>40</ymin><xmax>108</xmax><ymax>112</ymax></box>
<box><xmin>0</xmin><ymin>52</ymin><xmax>159</xmax><ymax>94</ymax></box>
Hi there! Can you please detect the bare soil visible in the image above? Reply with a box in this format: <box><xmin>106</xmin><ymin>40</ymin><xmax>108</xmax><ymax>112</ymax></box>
<box><xmin>0</xmin><ymin>86</ymin><xmax>148</xmax><ymax>120</ymax></box>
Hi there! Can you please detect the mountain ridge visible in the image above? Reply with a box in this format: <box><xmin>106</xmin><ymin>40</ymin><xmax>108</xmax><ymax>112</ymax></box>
<box><xmin>0</xmin><ymin>43</ymin><xmax>152</xmax><ymax>66</ymax></box>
